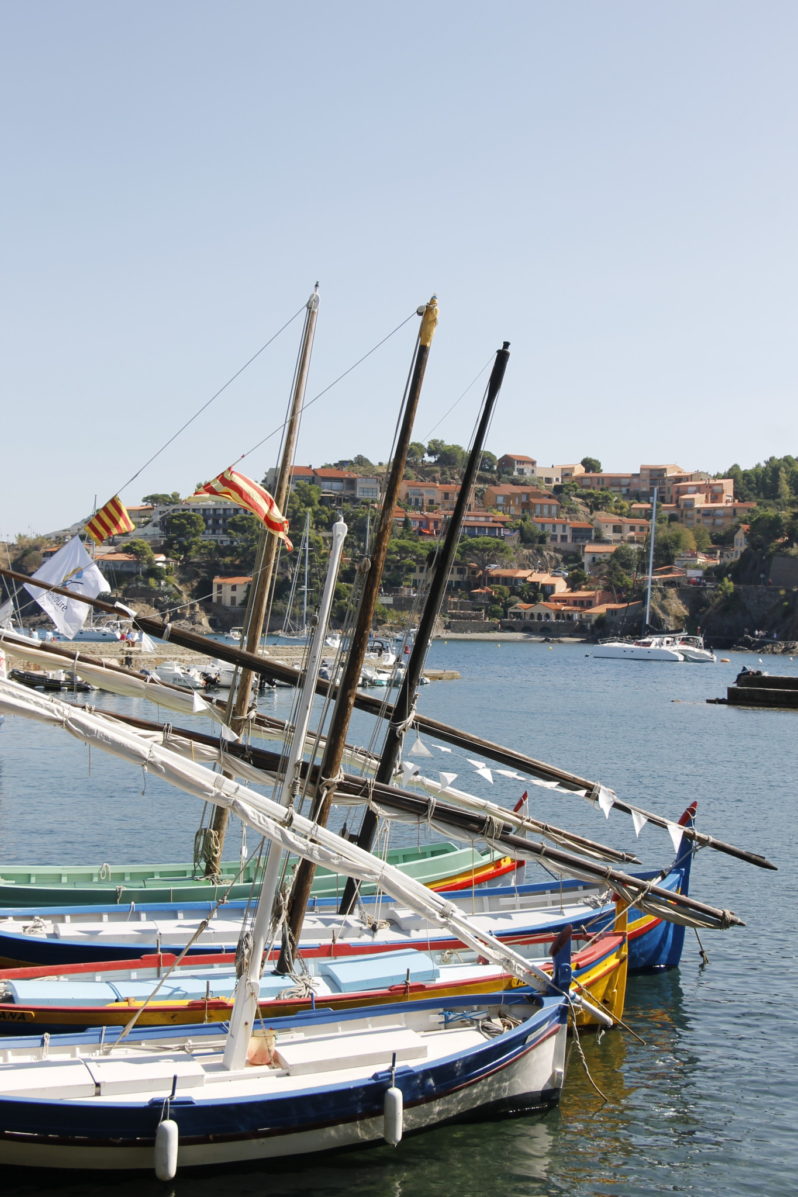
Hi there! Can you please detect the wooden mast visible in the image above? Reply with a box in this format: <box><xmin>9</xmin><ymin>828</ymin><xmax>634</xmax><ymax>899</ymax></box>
<box><xmin>276</xmin><ymin>296</ymin><xmax>439</xmax><ymax>970</ymax></box>
<box><xmin>338</xmin><ymin>341</ymin><xmax>510</xmax><ymax>912</ymax></box>
<box><xmin>203</xmin><ymin>285</ymin><xmax>319</xmax><ymax>877</ymax></box>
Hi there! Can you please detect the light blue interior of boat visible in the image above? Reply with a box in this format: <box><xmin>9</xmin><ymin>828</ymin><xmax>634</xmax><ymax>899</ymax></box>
<box><xmin>316</xmin><ymin>949</ymin><xmax>437</xmax><ymax>992</ymax></box>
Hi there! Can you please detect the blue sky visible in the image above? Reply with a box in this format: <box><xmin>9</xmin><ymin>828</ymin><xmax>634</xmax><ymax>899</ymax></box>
<box><xmin>2</xmin><ymin>2</ymin><xmax>796</xmax><ymax>539</ymax></box>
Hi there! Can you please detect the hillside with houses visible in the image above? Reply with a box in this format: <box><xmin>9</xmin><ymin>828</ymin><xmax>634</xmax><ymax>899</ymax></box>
<box><xmin>4</xmin><ymin>452</ymin><xmax>798</xmax><ymax>650</ymax></box>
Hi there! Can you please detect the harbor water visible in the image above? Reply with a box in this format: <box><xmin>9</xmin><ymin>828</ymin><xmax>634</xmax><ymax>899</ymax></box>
<box><xmin>0</xmin><ymin>640</ymin><xmax>795</xmax><ymax>1196</ymax></box>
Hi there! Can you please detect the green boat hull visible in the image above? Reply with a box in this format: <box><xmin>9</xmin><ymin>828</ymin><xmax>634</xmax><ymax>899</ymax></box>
<box><xmin>0</xmin><ymin>843</ymin><xmax>509</xmax><ymax>907</ymax></box>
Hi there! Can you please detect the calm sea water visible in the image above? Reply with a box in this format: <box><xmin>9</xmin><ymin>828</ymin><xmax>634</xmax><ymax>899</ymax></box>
<box><xmin>0</xmin><ymin>641</ymin><xmax>795</xmax><ymax>1197</ymax></box>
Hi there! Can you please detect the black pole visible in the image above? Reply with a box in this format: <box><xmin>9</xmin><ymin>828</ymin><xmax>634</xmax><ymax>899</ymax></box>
<box><xmin>338</xmin><ymin>342</ymin><xmax>510</xmax><ymax>912</ymax></box>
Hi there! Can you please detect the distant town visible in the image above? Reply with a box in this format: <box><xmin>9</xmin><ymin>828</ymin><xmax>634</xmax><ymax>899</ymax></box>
<box><xmin>4</xmin><ymin>451</ymin><xmax>798</xmax><ymax>650</ymax></box>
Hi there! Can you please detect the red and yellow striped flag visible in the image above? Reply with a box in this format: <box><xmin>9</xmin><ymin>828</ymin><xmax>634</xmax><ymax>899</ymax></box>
<box><xmin>192</xmin><ymin>468</ymin><xmax>292</xmax><ymax>549</ymax></box>
<box><xmin>85</xmin><ymin>496</ymin><xmax>135</xmax><ymax>545</ymax></box>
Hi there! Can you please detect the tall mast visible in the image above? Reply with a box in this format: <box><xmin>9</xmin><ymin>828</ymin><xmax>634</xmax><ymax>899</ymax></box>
<box><xmin>644</xmin><ymin>485</ymin><xmax>658</xmax><ymax>631</ymax></box>
<box><xmin>277</xmin><ymin>296</ymin><xmax>438</xmax><ymax>970</ymax></box>
<box><xmin>203</xmin><ymin>285</ymin><xmax>319</xmax><ymax>877</ymax></box>
<box><xmin>338</xmin><ymin>341</ymin><xmax>510</xmax><ymax>912</ymax></box>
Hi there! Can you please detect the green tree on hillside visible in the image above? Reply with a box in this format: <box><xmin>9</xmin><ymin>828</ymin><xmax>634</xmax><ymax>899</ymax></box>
<box><xmin>426</xmin><ymin>440</ymin><xmax>467</xmax><ymax>472</ymax></box>
<box><xmin>511</xmin><ymin>517</ymin><xmax>547</xmax><ymax>546</ymax></box>
<box><xmin>142</xmin><ymin>492</ymin><xmax>181</xmax><ymax>507</ymax></box>
<box><xmin>652</xmin><ymin>523</ymin><xmax>695</xmax><ymax>565</ymax></box>
<box><xmin>160</xmin><ymin>510</ymin><xmax>206</xmax><ymax>562</ymax></box>
<box><xmin>457</xmin><ymin>536</ymin><xmax>513</xmax><ymax>586</ymax></box>
<box><xmin>225</xmin><ymin>512</ymin><xmax>263</xmax><ymax>571</ymax></box>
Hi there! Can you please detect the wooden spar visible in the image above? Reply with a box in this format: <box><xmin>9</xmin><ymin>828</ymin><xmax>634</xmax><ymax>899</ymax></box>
<box><xmin>278</xmin><ymin>296</ymin><xmax>439</xmax><ymax>971</ymax></box>
<box><xmin>204</xmin><ymin>284</ymin><xmax>320</xmax><ymax>877</ymax></box>
<box><xmin>1</xmin><ymin>695</ymin><xmax>742</xmax><ymax>930</ymax></box>
<box><xmin>339</xmin><ymin>341</ymin><xmax>511</xmax><ymax>913</ymax></box>
<box><xmin>82</xmin><ymin>704</ymin><xmax>641</xmax><ymax>865</ymax></box>
<box><xmin>0</xmin><ymin>569</ymin><xmax>778</xmax><ymax>873</ymax></box>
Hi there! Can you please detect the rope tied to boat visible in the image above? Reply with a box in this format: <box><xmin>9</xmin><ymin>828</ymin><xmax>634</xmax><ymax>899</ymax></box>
<box><xmin>235</xmin><ymin>929</ymin><xmax>253</xmax><ymax>978</ymax></box>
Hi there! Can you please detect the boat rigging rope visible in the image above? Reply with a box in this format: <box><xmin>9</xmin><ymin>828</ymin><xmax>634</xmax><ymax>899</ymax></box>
<box><xmin>568</xmin><ymin>1013</ymin><xmax>610</xmax><ymax>1108</ymax></box>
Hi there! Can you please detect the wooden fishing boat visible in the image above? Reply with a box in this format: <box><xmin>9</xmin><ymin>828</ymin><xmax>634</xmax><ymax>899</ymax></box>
<box><xmin>0</xmin><ymin>988</ymin><xmax>569</xmax><ymax>1175</ymax></box>
<box><xmin>0</xmin><ymin>921</ymin><xmax>627</xmax><ymax>1035</ymax></box>
<box><xmin>0</xmin><ymin>846</ymin><xmax>689</xmax><ymax>973</ymax></box>
<box><xmin>0</xmin><ymin>842</ymin><xmax>520</xmax><ymax>908</ymax></box>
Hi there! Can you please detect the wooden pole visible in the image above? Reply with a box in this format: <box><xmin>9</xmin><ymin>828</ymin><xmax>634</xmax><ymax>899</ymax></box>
<box><xmin>276</xmin><ymin>297</ymin><xmax>439</xmax><ymax>971</ymax></box>
<box><xmin>339</xmin><ymin>341</ymin><xmax>510</xmax><ymax>912</ymax></box>
<box><xmin>203</xmin><ymin>286</ymin><xmax>320</xmax><ymax>876</ymax></box>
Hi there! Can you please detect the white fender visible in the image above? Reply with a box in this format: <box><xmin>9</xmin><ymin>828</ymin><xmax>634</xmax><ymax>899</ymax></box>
<box><xmin>383</xmin><ymin>1085</ymin><xmax>403</xmax><ymax>1146</ymax></box>
<box><xmin>155</xmin><ymin>1118</ymin><xmax>179</xmax><ymax>1181</ymax></box>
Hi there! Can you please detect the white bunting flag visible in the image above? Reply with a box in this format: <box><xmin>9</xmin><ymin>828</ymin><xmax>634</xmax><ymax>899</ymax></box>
<box><xmin>665</xmin><ymin>821</ymin><xmax>684</xmax><ymax>854</ymax></box>
<box><xmin>597</xmin><ymin>785</ymin><xmax>615</xmax><ymax>819</ymax></box>
<box><xmin>439</xmin><ymin>771</ymin><xmax>458</xmax><ymax>789</ymax></box>
<box><xmin>631</xmin><ymin>810</ymin><xmax>648</xmax><ymax>837</ymax></box>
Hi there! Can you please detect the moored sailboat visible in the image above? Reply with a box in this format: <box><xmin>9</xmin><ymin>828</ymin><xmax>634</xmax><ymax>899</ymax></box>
<box><xmin>0</xmin><ymin>921</ymin><xmax>628</xmax><ymax>1035</ymax></box>
<box><xmin>0</xmin><ymin>987</ymin><xmax>570</xmax><ymax>1174</ymax></box>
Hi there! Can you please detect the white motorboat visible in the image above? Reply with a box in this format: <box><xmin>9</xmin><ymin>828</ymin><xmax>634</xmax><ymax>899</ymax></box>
<box><xmin>152</xmin><ymin>661</ymin><xmax>207</xmax><ymax>689</ymax></box>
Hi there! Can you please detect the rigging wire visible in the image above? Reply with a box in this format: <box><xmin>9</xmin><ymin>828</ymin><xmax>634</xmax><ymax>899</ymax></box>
<box><xmin>112</xmin><ymin>301</ymin><xmax>309</xmax><ymax>498</ymax></box>
<box><xmin>420</xmin><ymin>354</ymin><xmax>494</xmax><ymax>441</ymax></box>
<box><xmin>234</xmin><ymin>310</ymin><xmax>419</xmax><ymax>467</ymax></box>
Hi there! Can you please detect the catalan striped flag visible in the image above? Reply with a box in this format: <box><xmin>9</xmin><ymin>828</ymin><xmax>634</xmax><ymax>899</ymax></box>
<box><xmin>193</xmin><ymin>468</ymin><xmax>292</xmax><ymax>549</ymax></box>
<box><xmin>85</xmin><ymin>496</ymin><xmax>135</xmax><ymax>545</ymax></box>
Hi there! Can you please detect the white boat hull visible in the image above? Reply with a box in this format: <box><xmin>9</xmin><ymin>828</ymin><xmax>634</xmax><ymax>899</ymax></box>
<box><xmin>0</xmin><ymin>996</ymin><xmax>567</xmax><ymax>1172</ymax></box>
<box><xmin>593</xmin><ymin>641</ymin><xmax>683</xmax><ymax>661</ymax></box>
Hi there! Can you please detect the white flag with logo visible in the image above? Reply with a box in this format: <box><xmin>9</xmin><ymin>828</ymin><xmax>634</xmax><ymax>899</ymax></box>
<box><xmin>24</xmin><ymin>536</ymin><xmax>109</xmax><ymax>638</ymax></box>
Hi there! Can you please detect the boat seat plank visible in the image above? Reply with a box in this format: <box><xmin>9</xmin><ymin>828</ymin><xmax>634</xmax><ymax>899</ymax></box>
<box><xmin>274</xmin><ymin>1026</ymin><xmax>428</xmax><ymax>1075</ymax></box>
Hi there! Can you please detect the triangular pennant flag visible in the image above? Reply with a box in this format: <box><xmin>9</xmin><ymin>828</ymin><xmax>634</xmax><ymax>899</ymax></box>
<box><xmin>474</xmin><ymin>765</ymin><xmax>494</xmax><ymax>784</ymax></box>
<box><xmin>410</xmin><ymin>736</ymin><xmax>433</xmax><ymax>757</ymax></box>
<box><xmin>597</xmin><ymin>785</ymin><xmax>615</xmax><ymax>818</ymax></box>
<box><xmin>665</xmin><ymin>821</ymin><xmax>684</xmax><ymax>854</ymax></box>
<box><xmin>432</xmin><ymin>744</ymin><xmax>452</xmax><ymax>753</ymax></box>
<box><xmin>631</xmin><ymin>810</ymin><xmax>648</xmax><ymax>837</ymax></box>
<box><xmin>466</xmin><ymin>758</ymin><xmax>486</xmax><ymax>769</ymax></box>
<box><xmin>439</xmin><ymin>771</ymin><xmax>458</xmax><ymax>788</ymax></box>
<box><xmin>401</xmin><ymin>760</ymin><xmax>420</xmax><ymax>779</ymax></box>
<box><xmin>497</xmin><ymin>769</ymin><xmax>524</xmax><ymax>780</ymax></box>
